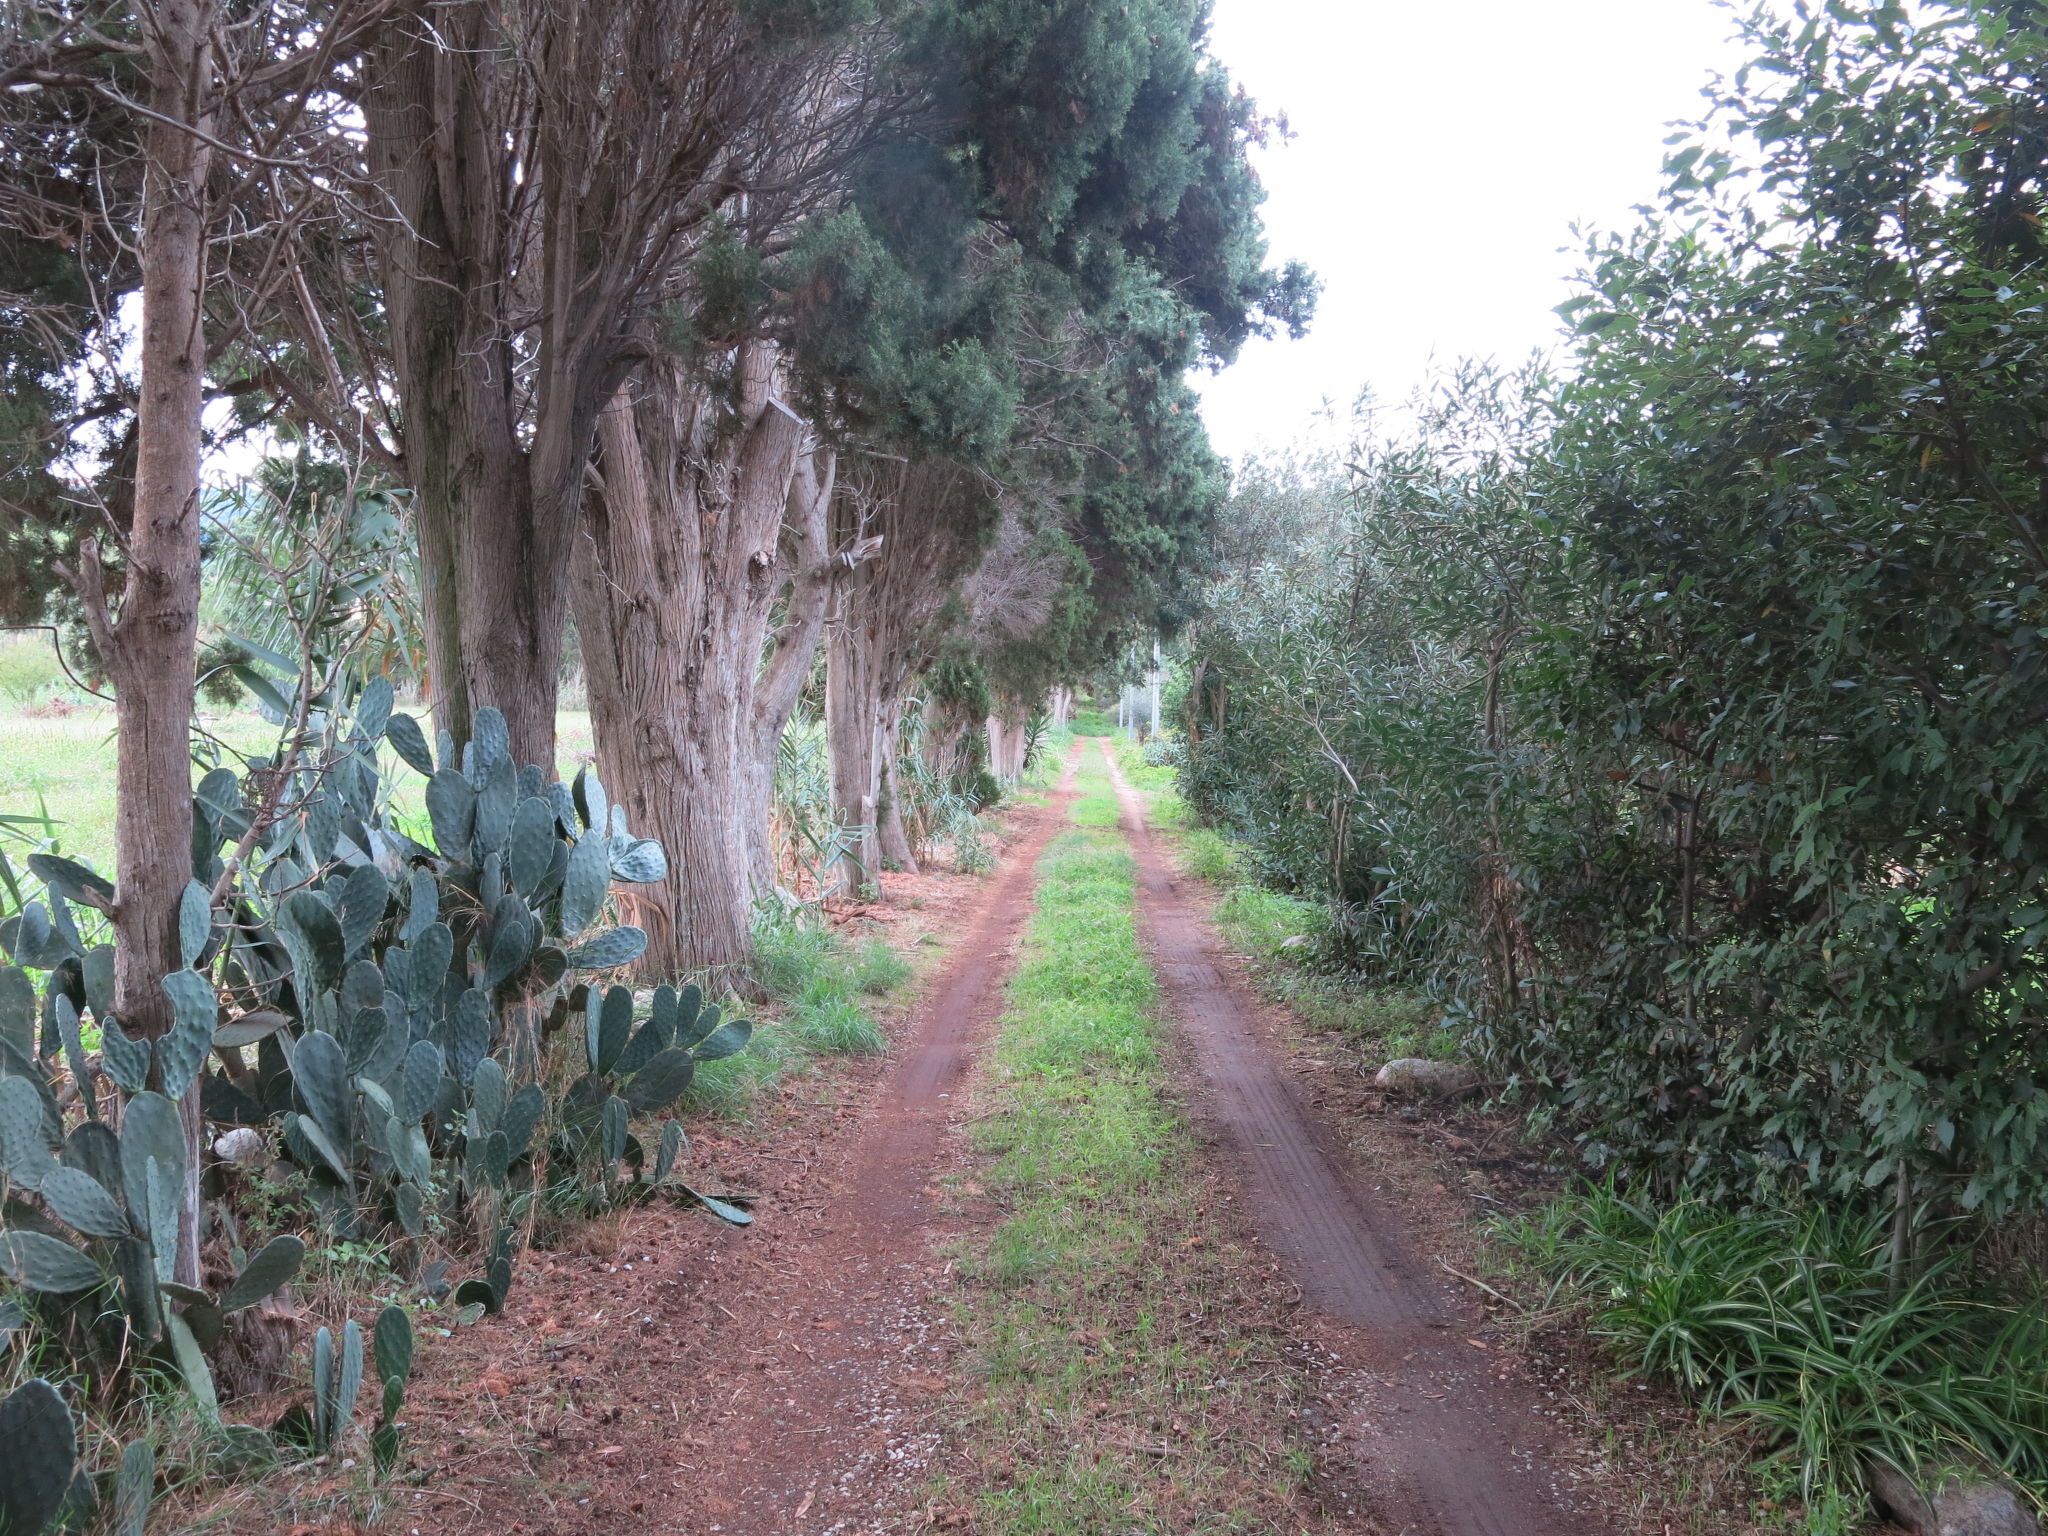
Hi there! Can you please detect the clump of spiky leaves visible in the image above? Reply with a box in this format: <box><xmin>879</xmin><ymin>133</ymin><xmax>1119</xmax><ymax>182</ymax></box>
<box><xmin>1493</xmin><ymin>1185</ymin><xmax>2048</xmax><ymax>1521</ymax></box>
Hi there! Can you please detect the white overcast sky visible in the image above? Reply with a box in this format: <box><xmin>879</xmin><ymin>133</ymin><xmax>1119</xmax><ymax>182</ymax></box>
<box><xmin>1195</xmin><ymin>0</ymin><xmax>1751</xmax><ymax>458</ymax></box>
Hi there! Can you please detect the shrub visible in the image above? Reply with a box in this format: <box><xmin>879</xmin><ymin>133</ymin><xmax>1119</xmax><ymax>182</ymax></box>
<box><xmin>1179</xmin><ymin>0</ymin><xmax>2048</xmax><ymax>1219</ymax></box>
<box><xmin>1178</xmin><ymin>827</ymin><xmax>1237</xmax><ymax>884</ymax></box>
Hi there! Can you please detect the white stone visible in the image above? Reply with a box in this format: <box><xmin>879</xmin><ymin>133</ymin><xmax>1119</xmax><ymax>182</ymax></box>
<box><xmin>1372</xmin><ymin>1058</ymin><xmax>1481</xmax><ymax>1096</ymax></box>
<box><xmin>1869</xmin><ymin>1462</ymin><xmax>2041</xmax><ymax>1536</ymax></box>
<box><xmin>212</xmin><ymin>1127</ymin><xmax>268</xmax><ymax>1166</ymax></box>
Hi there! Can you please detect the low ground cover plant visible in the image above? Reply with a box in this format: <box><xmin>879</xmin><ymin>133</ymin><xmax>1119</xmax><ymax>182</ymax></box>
<box><xmin>1495</xmin><ymin>1185</ymin><xmax>2048</xmax><ymax>1530</ymax></box>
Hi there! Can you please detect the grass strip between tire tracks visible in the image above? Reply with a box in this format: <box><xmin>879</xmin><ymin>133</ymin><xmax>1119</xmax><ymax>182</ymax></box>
<box><xmin>934</xmin><ymin>750</ymin><xmax>1334</xmax><ymax>1535</ymax></box>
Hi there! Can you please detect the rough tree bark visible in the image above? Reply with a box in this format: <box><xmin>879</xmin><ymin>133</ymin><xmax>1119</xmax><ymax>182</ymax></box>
<box><xmin>985</xmin><ymin>698</ymin><xmax>1034</xmax><ymax>778</ymax></box>
<box><xmin>357</xmin><ymin>0</ymin><xmax>870</xmax><ymax>769</ymax></box>
<box><xmin>825</xmin><ymin>458</ymin><xmax>986</xmax><ymax>887</ymax></box>
<box><xmin>576</xmin><ymin>343</ymin><xmax>835</xmax><ymax>975</ymax></box>
<box><xmin>67</xmin><ymin>0</ymin><xmax>217</xmax><ymax>1286</ymax></box>
<box><xmin>362</xmin><ymin>5</ymin><xmax>568</xmax><ymax>764</ymax></box>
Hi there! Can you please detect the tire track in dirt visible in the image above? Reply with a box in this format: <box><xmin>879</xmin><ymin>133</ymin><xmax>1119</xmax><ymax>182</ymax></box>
<box><xmin>681</xmin><ymin>752</ymin><xmax>1079</xmax><ymax>1536</ymax></box>
<box><xmin>1101</xmin><ymin>742</ymin><xmax>1600</xmax><ymax>1536</ymax></box>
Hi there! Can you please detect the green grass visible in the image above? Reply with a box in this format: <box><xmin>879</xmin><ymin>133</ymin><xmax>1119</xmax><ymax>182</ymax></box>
<box><xmin>1015</xmin><ymin>725</ymin><xmax>1075</xmax><ymax>794</ymax></box>
<box><xmin>684</xmin><ymin>916</ymin><xmax>916</xmax><ymax>1115</ymax></box>
<box><xmin>1069</xmin><ymin>708</ymin><xmax>1115</xmax><ymax>736</ymax></box>
<box><xmin>0</xmin><ymin>634</ymin><xmax>68</xmax><ymax>705</ymax></box>
<box><xmin>1210</xmin><ymin>885</ymin><xmax>1447</xmax><ymax>1060</ymax></box>
<box><xmin>1177</xmin><ymin>826</ymin><xmax>1238</xmax><ymax>883</ymax></box>
<box><xmin>0</xmin><ymin>708</ymin><xmax>263</xmax><ymax>873</ymax></box>
<box><xmin>937</xmin><ymin>751</ymin><xmax>1327</xmax><ymax>1535</ymax></box>
<box><xmin>1068</xmin><ymin>765</ymin><xmax>1121</xmax><ymax>827</ymax></box>
<box><xmin>1493</xmin><ymin>1185</ymin><xmax>2048</xmax><ymax>1532</ymax></box>
<box><xmin>680</xmin><ymin>912</ymin><xmax>912</xmax><ymax>1117</ymax></box>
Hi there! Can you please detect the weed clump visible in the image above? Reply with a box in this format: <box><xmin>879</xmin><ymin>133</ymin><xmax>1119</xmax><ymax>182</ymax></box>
<box><xmin>1494</xmin><ymin>1185</ymin><xmax>2048</xmax><ymax>1529</ymax></box>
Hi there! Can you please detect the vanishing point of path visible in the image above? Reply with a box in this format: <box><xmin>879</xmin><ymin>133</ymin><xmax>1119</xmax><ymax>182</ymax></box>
<box><xmin>1101</xmin><ymin>740</ymin><xmax>1602</xmax><ymax>1536</ymax></box>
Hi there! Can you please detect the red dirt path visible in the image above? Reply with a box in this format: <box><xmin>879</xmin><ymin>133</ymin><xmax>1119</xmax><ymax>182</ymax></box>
<box><xmin>1101</xmin><ymin>741</ymin><xmax>1605</xmax><ymax>1536</ymax></box>
<box><xmin>391</xmin><ymin>758</ymin><xmax>1076</xmax><ymax>1536</ymax></box>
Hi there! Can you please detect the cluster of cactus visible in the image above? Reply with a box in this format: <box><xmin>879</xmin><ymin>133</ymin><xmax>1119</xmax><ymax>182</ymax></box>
<box><xmin>0</xmin><ymin>1067</ymin><xmax>308</xmax><ymax>1404</ymax></box>
<box><xmin>0</xmin><ymin>1379</ymin><xmax>152</xmax><ymax>1536</ymax></box>
<box><xmin>304</xmin><ymin>1302</ymin><xmax>409</xmax><ymax>1464</ymax></box>
<box><xmin>556</xmin><ymin>981</ymin><xmax>748</xmax><ymax>1190</ymax></box>
<box><xmin>0</xmin><ymin>678</ymin><xmax>757</xmax><ymax>1522</ymax></box>
<box><xmin>177</xmin><ymin>696</ymin><xmax>673</xmax><ymax>1228</ymax></box>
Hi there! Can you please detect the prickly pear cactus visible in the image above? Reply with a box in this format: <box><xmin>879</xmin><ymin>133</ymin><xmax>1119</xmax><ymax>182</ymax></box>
<box><xmin>0</xmin><ymin>1378</ymin><xmax>76</xmax><ymax>1536</ymax></box>
<box><xmin>0</xmin><ymin>672</ymin><xmax>687</xmax><ymax>1513</ymax></box>
<box><xmin>372</xmin><ymin>1303</ymin><xmax>414</xmax><ymax>1479</ymax></box>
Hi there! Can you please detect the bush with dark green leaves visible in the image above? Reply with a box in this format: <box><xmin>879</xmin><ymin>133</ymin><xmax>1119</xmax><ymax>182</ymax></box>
<box><xmin>1183</xmin><ymin>1</ymin><xmax>2048</xmax><ymax>1225</ymax></box>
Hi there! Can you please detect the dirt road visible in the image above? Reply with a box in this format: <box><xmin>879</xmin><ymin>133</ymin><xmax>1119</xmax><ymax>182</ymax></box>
<box><xmin>402</xmin><ymin>745</ymin><xmax>1618</xmax><ymax>1536</ymax></box>
<box><xmin>672</xmin><ymin>755</ymin><xmax>1079</xmax><ymax>1535</ymax></box>
<box><xmin>1101</xmin><ymin>742</ymin><xmax>1602</xmax><ymax>1536</ymax></box>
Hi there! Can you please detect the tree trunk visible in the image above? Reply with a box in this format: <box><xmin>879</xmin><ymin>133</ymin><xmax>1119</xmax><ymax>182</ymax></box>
<box><xmin>825</xmin><ymin>616</ymin><xmax>883</xmax><ymax>891</ymax></box>
<box><xmin>363</xmin><ymin>6</ymin><xmax>567</xmax><ymax>765</ymax></box>
<box><xmin>987</xmin><ymin>701</ymin><xmax>1030</xmax><ymax>778</ymax></box>
<box><xmin>875</xmin><ymin>697</ymin><xmax>918</xmax><ymax>871</ymax></box>
<box><xmin>73</xmin><ymin>0</ymin><xmax>217</xmax><ymax>1287</ymax></box>
<box><xmin>1148</xmin><ymin>638</ymin><xmax>1161</xmax><ymax>741</ymax></box>
<box><xmin>825</xmin><ymin>458</ymin><xmax>989</xmax><ymax>890</ymax></box>
<box><xmin>577</xmin><ymin>346</ymin><xmax>833</xmax><ymax>975</ymax></box>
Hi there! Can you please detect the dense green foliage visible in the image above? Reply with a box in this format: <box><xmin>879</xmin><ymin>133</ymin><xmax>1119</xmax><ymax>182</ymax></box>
<box><xmin>1183</xmin><ymin>0</ymin><xmax>2048</xmax><ymax>1223</ymax></box>
<box><xmin>1497</xmin><ymin>1185</ymin><xmax>2048</xmax><ymax>1526</ymax></box>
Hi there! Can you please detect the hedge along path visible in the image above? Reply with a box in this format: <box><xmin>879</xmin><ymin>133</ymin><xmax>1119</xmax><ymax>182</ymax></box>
<box><xmin>673</xmin><ymin>746</ymin><xmax>1082</xmax><ymax>1533</ymax></box>
<box><xmin>1098</xmin><ymin>739</ymin><xmax>1600</xmax><ymax>1536</ymax></box>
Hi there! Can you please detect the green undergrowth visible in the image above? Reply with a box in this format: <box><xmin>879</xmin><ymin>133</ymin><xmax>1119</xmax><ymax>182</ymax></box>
<box><xmin>1110</xmin><ymin>737</ymin><xmax>1187</xmax><ymax>827</ymax></box>
<box><xmin>1015</xmin><ymin>725</ymin><xmax>1076</xmax><ymax>795</ymax></box>
<box><xmin>1493</xmin><ymin>1184</ymin><xmax>2048</xmax><ymax>1533</ymax></box>
<box><xmin>937</xmin><ymin>756</ymin><xmax>1329</xmax><ymax>1535</ymax></box>
<box><xmin>1113</xmin><ymin>748</ymin><xmax>1449</xmax><ymax>1066</ymax></box>
<box><xmin>680</xmin><ymin>912</ymin><xmax>912</xmax><ymax>1116</ymax></box>
<box><xmin>1211</xmin><ymin>889</ymin><xmax>1446</xmax><ymax>1060</ymax></box>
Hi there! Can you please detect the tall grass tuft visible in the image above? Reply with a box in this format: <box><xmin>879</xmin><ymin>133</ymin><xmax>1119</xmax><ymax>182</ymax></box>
<box><xmin>750</xmin><ymin>909</ymin><xmax>899</xmax><ymax>1057</ymax></box>
<box><xmin>1494</xmin><ymin>1184</ymin><xmax>2048</xmax><ymax>1530</ymax></box>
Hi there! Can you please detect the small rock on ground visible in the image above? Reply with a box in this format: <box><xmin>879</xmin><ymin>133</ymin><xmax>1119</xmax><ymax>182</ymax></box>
<box><xmin>1868</xmin><ymin>1461</ymin><xmax>2042</xmax><ymax>1536</ymax></box>
<box><xmin>1373</xmin><ymin>1058</ymin><xmax>1480</xmax><ymax>1096</ymax></box>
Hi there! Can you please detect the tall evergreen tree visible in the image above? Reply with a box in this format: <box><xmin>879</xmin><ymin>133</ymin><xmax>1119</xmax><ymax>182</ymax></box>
<box><xmin>806</xmin><ymin>0</ymin><xmax>1314</xmax><ymax>880</ymax></box>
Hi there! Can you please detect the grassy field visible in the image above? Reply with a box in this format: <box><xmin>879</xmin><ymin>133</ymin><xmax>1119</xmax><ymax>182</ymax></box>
<box><xmin>936</xmin><ymin>749</ymin><xmax>1330</xmax><ymax>1534</ymax></box>
<box><xmin>0</xmin><ymin>703</ymin><xmax>598</xmax><ymax>876</ymax></box>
